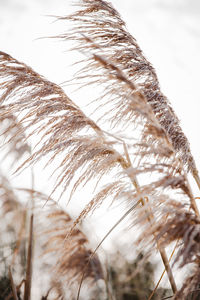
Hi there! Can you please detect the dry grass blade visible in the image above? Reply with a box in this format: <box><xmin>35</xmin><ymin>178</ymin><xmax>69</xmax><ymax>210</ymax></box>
<box><xmin>60</xmin><ymin>0</ymin><xmax>196</xmax><ymax>172</ymax></box>
<box><xmin>0</xmin><ymin>112</ymin><xmax>30</xmax><ymax>160</ymax></box>
<box><xmin>148</xmin><ymin>240</ymin><xmax>179</xmax><ymax>300</ymax></box>
<box><xmin>35</xmin><ymin>199</ymin><xmax>104</xmax><ymax>298</ymax></box>
<box><xmin>76</xmin><ymin>199</ymin><xmax>143</xmax><ymax>299</ymax></box>
<box><xmin>139</xmin><ymin>200</ymin><xmax>200</xmax><ymax>299</ymax></box>
<box><xmin>0</xmin><ymin>51</ymin><xmax>129</xmax><ymax>202</ymax></box>
<box><xmin>0</xmin><ymin>174</ymin><xmax>27</xmax><ymax>267</ymax></box>
<box><xmin>152</xmin><ymin>204</ymin><xmax>200</xmax><ymax>268</ymax></box>
<box><xmin>39</xmin><ymin>201</ymin><xmax>104</xmax><ymax>284</ymax></box>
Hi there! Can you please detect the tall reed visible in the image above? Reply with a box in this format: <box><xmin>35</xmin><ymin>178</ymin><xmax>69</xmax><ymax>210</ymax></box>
<box><xmin>0</xmin><ymin>1</ymin><xmax>200</xmax><ymax>299</ymax></box>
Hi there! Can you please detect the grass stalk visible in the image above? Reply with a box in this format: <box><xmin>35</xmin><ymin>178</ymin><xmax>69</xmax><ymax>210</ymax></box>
<box><xmin>148</xmin><ymin>240</ymin><xmax>179</xmax><ymax>300</ymax></box>
<box><xmin>193</xmin><ymin>169</ymin><xmax>200</xmax><ymax>191</ymax></box>
<box><xmin>24</xmin><ymin>213</ymin><xmax>34</xmax><ymax>300</ymax></box>
<box><xmin>158</xmin><ymin>250</ymin><xmax>177</xmax><ymax>294</ymax></box>
<box><xmin>8</xmin><ymin>266</ymin><xmax>19</xmax><ymax>300</ymax></box>
<box><xmin>134</xmin><ymin>177</ymin><xmax>177</xmax><ymax>294</ymax></box>
<box><xmin>192</xmin><ymin>169</ymin><xmax>200</xmax><ymax>215</ymax></box>
<box><xmin>76</xmin><ymin>201</ymin><xmax>141</xmax><ymax>299</ymax></box>
<box><xmin>120</xmin><ymin>143</ymin><xmax>177</xmax><ymax>294</ymax></box>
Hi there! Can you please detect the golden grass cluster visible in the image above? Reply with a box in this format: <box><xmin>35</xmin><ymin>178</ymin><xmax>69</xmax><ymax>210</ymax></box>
<box><xmin>0</xmin><ymin>0</ymin><xmax>200</xmax><ymax>299</ymax></box>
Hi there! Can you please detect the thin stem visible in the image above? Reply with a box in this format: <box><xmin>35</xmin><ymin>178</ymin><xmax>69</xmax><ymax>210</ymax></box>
<box><xmin>103</xmin><ymin>114</ymin><xmax>197</xmax><ymax>292</ymax></box>
<box><xmin>24</xmin><ymin>214</ymin><xmax>34</xmax><ymax>300</ymax></box>
<box><xmin>134</xmin><ymin>177</ymin><xmax>177</xmax><ymax>294</ymax></box>
<box><xmin>192</xmin><ymin>169</ymin><xmax>200</xmax><ymax>191</ymax></box>
<box><xmin>120</xmin><ymin>142</ymin><xmax>177</xmax><ymax>294</ymax></box>
<box><xmin>192</xmin><ymin>169</ymin><xmax>200</xmax><ymax>216</ymax></box>
<box><xmin>148</xmin><ymin>239</ymin><xmax>179</xmax><ymax>300</ymax></box>
<box><xmin>76</xmin><ymin>200</ymin><xmax>141</xmax><ymax>300</ymax></box>
<box><xmin>159</xmin><ymin>250</ymin><xmax>177</xmax><ymax>294</ymax></box>
<box><xmin>23</xmin><ymin>156</ymin><xmax>35</xmax><ymax>300</ymax></box>
<box><xmin>183</xmin><ymin>170</ymin><xmax>200</xmax><ymax>218</ymax></box>
<box><xmin>8</xmin><ymin>266</ymin><xmax>19</xmax><ymax>300</ymax></box>
<box><xmin>162</xmin><ymin>289</ymin><xmax>200</xmax><ymax>300</ymax></box>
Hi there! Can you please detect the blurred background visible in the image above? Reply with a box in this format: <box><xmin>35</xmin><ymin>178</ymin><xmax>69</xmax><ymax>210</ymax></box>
<box><xmin>1</xmin><ymin>0</ymin><xmax>200</xmax><ymax>226</ymax></box>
